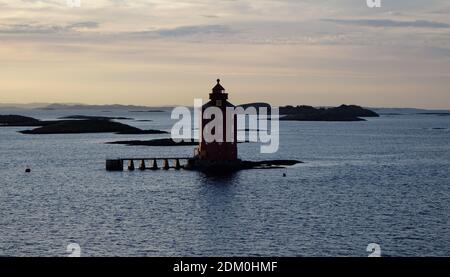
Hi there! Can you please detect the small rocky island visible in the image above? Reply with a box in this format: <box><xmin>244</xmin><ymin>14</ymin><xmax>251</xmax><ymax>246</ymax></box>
<box><xmin>279</xmin><ymin>104</ymin><xmax>379</xmax><ymax>121</ymax></box>
<box><xmin>20</xmin><ymin>120</ymin><xmax>167</xmax><ymax>134</ymax></box>
<box><xmin>0</xmin><ymin>115</ymin><xmax>44</xmax><ymax>126</ymax></box>
<box><xmin>107</xmin><ymin>138</ymin><xmax>198</xmax><ymax>146</ymax></box>
<box><xmin>1</xmin><ymin>115</ymin><xmax>166</xmax><ymax>135</ymax></box>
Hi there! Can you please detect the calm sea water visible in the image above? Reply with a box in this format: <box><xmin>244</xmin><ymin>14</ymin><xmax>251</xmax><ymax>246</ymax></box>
<box><xmin>0</xmin><ymin>108</ymin><xmax>449</xmax><ymax>257</ymax></box>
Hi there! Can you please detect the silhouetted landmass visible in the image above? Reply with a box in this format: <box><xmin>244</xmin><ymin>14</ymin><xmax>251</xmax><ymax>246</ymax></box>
<box><xmin>240</xmin><ymin>128</ymin><xmax>266</xmax><ymax>132</ymax></box>
<box><xmin>107</xmin><ymin>138</ymin><xmax>254</xmax><ymax>146</ymax></box>
<box><xmin>19</xmin><ymin>120</ymin><xmax>167</xmax><ymax>135</ymax></box>
<box><xmin>416</xmin><ymin>112</ymin><xmax>450</xmax><ymax>116</ymax></box>
<box><xmin>0</xmin><ymin>115</ymin><xmax>43</xmax><ymax>126</ymax></box>
<box><xmin>279</xmin><ymin>105</ymin><xmax>379</xmax><ymax>121</ymax></box>
<box><xmin>240</xmin><ymin>159</ymin><xmax>303</xmax><ymax>169</ymax></box>
<box><xmin>186</xmin><ymin>159</ymin><xmax>303</xmax><ymax>172</ymax></box>
<box><xmin>237</xmin><ymin>102</ymin><xmax>272</xmax><ymax>111</ymax></box>
<box><xmin>1</xmin><ymin>114</ymin><xmax>165</xmax><ymax>134</ymax></box>
<box><xmin>107</xmin><ymin>138</ymin><xmax>198</xmax><ymax>146</ymax></box>
<box><xmin>59</xmin><ymin>115</ymin><xmax>134</xmax><ymax>120</ymax></box>
<box><xmin>129</xmin><ymin>110</ymin><xmax>165</xmax><ymax>113</ymax></box>
<box><xmin>37</xmin><ymin>103</ymin><xmax>166</xmax><ymax>111</ymax></box>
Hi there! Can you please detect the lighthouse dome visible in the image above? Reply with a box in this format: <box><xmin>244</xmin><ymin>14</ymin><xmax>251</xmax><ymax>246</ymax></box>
<box><xmin>212</xmin><ymin>79</ymin><xmax>225</xmax><ymax>94</ymax></box>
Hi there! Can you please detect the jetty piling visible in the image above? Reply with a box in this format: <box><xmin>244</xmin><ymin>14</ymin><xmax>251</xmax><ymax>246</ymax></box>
<box><xmin>151</xmin><ymin>159</ymin><xmax>159</xmax><ymax>170</ymax></box>
<box><xmin>128</xmin><ymin>160</ymin><xmax>135</xmax><ymax>171</ymax></box>
<box><xmin>139</xmin><ymin>160</ymin><xmax>146</xmax><ymax>170</ymax></box>
<box><xmin>175</xmin><ymin>159</ymin><xmax>181</xmax><ymax>170</ymax></box>
<box><xmin>163</xmin><ymin>159</ymin><xmax>170</xmax><ymax>170</ymax></box>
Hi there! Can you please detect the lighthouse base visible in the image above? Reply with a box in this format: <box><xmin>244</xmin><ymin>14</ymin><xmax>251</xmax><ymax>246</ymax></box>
<box><xmin>185</xmin><ymin>158</ymin><xmax>302</xmax><ymax>173</ymax></box>
<box><xmin>185</xmin><ymin>158</ymin><xmax>243</xmax><ymax>173</ymax></box>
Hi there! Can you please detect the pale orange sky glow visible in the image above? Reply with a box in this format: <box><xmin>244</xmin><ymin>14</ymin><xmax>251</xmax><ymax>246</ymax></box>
<box><xmin>1</xmin><ymin>0</ymin><xmax>450</xmax><ymax>108</ymax></box>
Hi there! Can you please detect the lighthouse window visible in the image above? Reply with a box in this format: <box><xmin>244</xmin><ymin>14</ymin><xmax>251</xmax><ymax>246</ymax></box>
<box><xmin>216</xmin><ymin>100</ymin><xmax>222</xmax><ymax>106</ymax></box>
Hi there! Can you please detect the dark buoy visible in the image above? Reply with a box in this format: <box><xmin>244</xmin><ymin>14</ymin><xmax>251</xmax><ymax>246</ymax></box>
<box><xmin>283</xmin><ymin>173</ymin><xmax>286</xmax><ymax>177</ymax></box>
<box><xmin>25</xmin><ymin>168</ymin><xmax>31</xmax><ymax>173</ymax></box>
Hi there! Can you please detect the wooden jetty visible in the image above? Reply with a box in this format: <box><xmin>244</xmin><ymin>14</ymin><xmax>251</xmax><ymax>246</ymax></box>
<box><xmin>106</xmin><ymin>157</ymin><xmax>191</xmax><ymax>171</ymax></box>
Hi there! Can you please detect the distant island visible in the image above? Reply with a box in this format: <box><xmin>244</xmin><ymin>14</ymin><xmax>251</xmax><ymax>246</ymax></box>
<box><xmin>279</xmin><ymin>104</ymin><xmax>379</xmax><ymax>121</ymax></box>
<box><xmin>20</xmin><ymin>120</ymin><xmax>167</xmax><ymax>135</ymax></box>
<box><xmin>0</xmin><ymin>102</ymin><xmax>169</xmax><ymax>112</ymax></box>
<box><xmin>233</xmin><ymin>103</ymin><xmax>379</xmax><ymax>121</ymax></box>
<box><xmin>107</xmin><ymin>138</ymin><xmax>198</xmax><ymax>146</ymax></box>
<box><xmin>237</xmin><ymin>102</ymin><xmax>272</xmax><ymax>112</ymax></box>
<box><xmin>0</xmin><ymin>115</ymin><xmax>44</xmax><ymax>126</ymax></box>
<box><xmin>107</xmin><ymin>138</ymin><xmax>252</xmax><ymax>147</ymax></box>
<box><xmin>1</xmin><ymin>115</ymin><xmax>166</xmax><ymax>134</ymax></box>
<box><xmin>129</xmin><ymin>110</ymin><xmax>165</xmax><ymax>113</ymax></box>
<box><xmin>37</xmin><ymin>103</ymin><xmax>167</xmax><ymax>111</ymax></box>
<box><xmin>59</xmin><ymin>115</ymin><xmax>135</xmax><ymax>120</ymax></box>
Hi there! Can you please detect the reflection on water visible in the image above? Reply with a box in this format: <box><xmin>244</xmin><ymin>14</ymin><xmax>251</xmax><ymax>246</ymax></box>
<box><xmin>0</xmin><ymin>108</ymin><xmax>449</xmax><ymax>256</ymax></box>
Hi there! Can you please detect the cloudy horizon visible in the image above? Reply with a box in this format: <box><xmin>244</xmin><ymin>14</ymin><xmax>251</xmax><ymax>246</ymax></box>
<box><xmin>1</xmin><ymin>0</ymin><xmax>450</xmax><ymax>109</ymax></box>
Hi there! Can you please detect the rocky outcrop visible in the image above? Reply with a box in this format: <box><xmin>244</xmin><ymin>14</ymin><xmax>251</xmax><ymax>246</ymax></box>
<box><xmin>279</xmin><ymin>105</ymin><xmax>379</xmax><ymax>121</ymax></box>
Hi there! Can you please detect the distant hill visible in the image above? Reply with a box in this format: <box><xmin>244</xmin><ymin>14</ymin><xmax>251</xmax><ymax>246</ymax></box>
<box><xmin>38</xmin><ymin>103</ymin><xmax>167</xmax><ymax>111</ymax></box>
<box><xmin>0</xmin><ymin>103</ymin><xmax>53</xmax><ymax>109</ymax></box>
<box><xmin>0</xmin><ymin>103</ymin><xmax>167</xmax><ymax>110</ymax></box>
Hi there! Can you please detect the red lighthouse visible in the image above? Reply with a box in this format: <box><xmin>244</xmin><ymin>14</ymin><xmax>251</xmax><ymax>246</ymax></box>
<box><xmin>196</xmin><ymin>79</ymin><xmax>238</xmax><ymax>162</ymax></box>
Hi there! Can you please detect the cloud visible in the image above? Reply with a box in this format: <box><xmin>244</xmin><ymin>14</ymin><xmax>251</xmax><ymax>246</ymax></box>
<box><xmin>0</xmin><ymin>21</ymin><xmax>99</xmax><ymax>34</ymax></box>
<box><xmin>126</xmin><ymin>24</ymin><xmax>232</xmax><ymax>39</ymax></box>
<box><xmin>155</xmin><ymin>25</ymin><xmax>232</xmax><ymax>37</ymax></box>
<box><xmin>0</xmin><ymin>23</ymin><xmax>64</xmax><ymax>34</ymax></box>
<box><xmin>323</xmin><ymin>19</ymin><xmax>450</xmax><ymax>29</ymax></box>
<box><xmin>66</xmin><ymin>21</ymin><xmax>99</xmax><ymax>30</ymax></box>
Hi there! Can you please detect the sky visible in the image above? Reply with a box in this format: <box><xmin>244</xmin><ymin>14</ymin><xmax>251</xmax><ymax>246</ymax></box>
<box><xmin>0</xmin><ymin>0</ymin><xmax>449</xmax><ymax>108</ymax></box>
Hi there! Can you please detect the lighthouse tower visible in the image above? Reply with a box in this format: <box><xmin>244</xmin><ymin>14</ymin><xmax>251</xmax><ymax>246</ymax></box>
<box><xmin>197</xmin><ymin>79</ymin><xmax>238</xmax><ymax>162</ymax></box>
